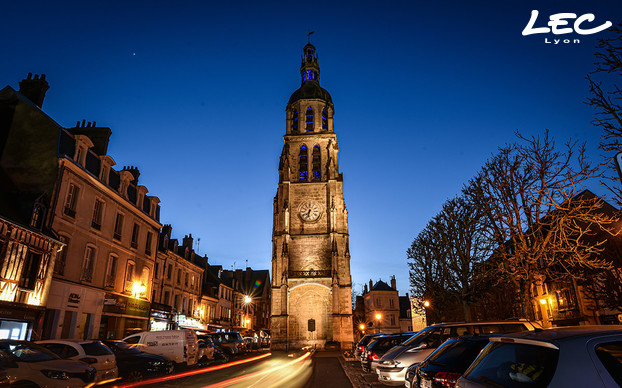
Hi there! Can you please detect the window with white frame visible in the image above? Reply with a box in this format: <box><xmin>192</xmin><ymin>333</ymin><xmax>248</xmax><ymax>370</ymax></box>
<box><xmin>64</xmin><ymin>184</ymin><xmax>79</xmax><ymax>218</ymax></box>
<box><xmin>81</xmin><ymin>246</ymin><xmax>96</xmax><ymax>283</ymax></box>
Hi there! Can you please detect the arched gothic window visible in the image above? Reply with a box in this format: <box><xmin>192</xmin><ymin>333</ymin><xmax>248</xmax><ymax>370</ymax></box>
<box><xmin>306</xmin><ymin>107</ymin><xmax>314</xmax><ymax>131</ymax></box>
<box><xmin>312</xmin><ymin>145</ymin><xmax>321</xmax><ymax>180</ymax></box>
<box><xmin>299</xmin><ymin>145</ymin><xmax>308</xmax><ymax>181</ymax></box>
<box><xmin>292</xmin><ymin>110</ymin><xmax>298</xmax><ymax>132</ymax></box>
<box><xmin>322</xmin><ymin>109</ymin><xmax>328</xmax><ymax>130</ymax></box>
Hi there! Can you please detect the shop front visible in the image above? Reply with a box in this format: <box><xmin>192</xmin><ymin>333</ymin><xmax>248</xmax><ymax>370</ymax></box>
<box><xmin>0</xmin><ymin>301</ymin><xmax>45</xmax><ymax>340</ymax></box>
<box><xmin>149</xmin><ymin>302</ymin><xmax>174</xmax><ymax>331</ymax></box>
<box><xmin>43</xmin><ymin>281</ymin><xmax>105</xmax><ymax>340</ymax></box>
<box><xmin>175</xmin><ymin>314</ymin><xmax>206</xmax><ymax>331</ymax></box>
<box><xmin>99</xmin><ymin>293</ymin><xmax>151</xmax><ymax>339</ymax></box>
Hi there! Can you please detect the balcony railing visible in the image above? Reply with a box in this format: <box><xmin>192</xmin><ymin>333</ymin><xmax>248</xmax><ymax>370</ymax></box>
<box><xmin>288</xmin><ymin>270</ymin><xmax>331</xmax><ymax>278</ymax></box>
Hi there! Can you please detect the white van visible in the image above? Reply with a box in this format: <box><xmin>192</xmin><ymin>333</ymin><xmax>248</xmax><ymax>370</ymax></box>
<box><xmin>123</xmin><ymin>329</ymin><xmax>199</xmax><ymax>366</ymax></box>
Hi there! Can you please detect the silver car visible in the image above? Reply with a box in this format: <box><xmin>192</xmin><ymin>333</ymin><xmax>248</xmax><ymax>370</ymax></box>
<box><xmin>376</xmin><ymin>320</ymin><xmax>541</xmax><ymax>386</ymax></box>
<box><xmin>456</xmin><ymin>325</ymin><xmax>622</xmax><ymax>388</ymax></box>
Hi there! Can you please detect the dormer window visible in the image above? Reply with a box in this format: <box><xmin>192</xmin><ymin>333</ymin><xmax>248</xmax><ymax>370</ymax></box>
<box><xmin>30</xmin><ymin>206</ymin><xmax>44</xmax><ymax>229</ymax></box>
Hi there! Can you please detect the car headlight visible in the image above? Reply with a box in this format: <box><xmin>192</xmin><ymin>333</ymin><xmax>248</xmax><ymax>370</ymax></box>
<box><xmin>148</xmin><ymin>361</ymin><xmax>164</xmax><ymax>366</ymax></box>
<box><xmin>41</xmin><ymin>370</ymin><xmax>70</xmax><ymax>380</ymax></box>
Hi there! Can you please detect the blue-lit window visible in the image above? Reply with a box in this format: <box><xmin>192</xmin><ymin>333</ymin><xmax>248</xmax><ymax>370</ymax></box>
<box><xmin>322</xmin><ymin>109</ymin><xmax>328</xmax><ymax>130</ymax></box>
<box><xmin>292</xmin><ymin>110</ymin><xmax>298</xmax><ymax>132</ymax></box>
<box><xmin>299</xmin><ymin>145</ymin><xmax>308</xmax><ymax>181</ymax></box>
<box><xmin>312</xmin><ymin>145</ymin><xmax>321</xmax><ymax>180</ymax></box>
<box><xmin>306</xmin><ymin>107</ymin><xmax>314</xmax><ymax>131</ymax></box>
<box><xmin>304</xmin><ymin>70</ymin><xmax>315</xmax><ymax>81</ymax></box>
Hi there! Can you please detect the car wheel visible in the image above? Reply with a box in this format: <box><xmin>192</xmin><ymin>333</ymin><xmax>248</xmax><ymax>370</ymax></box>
<box><xmin>127</xmin><ymin>370</ymin><xmax>144</xmax><ymax>382</ymax></box>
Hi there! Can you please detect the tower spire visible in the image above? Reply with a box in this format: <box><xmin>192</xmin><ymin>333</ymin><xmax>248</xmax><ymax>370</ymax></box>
<box><xmin>300</xmin><ymin>43</ymin><xmax>320</xmax><ymax>84</ymax></box>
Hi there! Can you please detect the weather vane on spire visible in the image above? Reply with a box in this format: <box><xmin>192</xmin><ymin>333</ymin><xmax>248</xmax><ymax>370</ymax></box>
<box><xmin>307</xmin><ymin>30</ymin><xmax>315</xmax><ymax>43</ymax></box>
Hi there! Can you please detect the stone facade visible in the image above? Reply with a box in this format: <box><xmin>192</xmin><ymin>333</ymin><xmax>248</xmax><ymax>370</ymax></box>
<box><xmin>271</xmin><ymin>43</ymin><xmax>353</xmax><ymax>350</ymax></box>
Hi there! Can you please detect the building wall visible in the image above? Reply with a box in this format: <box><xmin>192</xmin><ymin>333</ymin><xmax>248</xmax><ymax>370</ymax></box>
<box><xmin>47</xmin><ymin>155</ymin><xmax>161</xmax><ymax>339</ymax></box>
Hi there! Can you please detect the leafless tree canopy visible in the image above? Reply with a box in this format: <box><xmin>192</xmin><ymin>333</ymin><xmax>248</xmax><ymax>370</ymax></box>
<box><xmin>586</xmin><ymin>21</ymin><xmax>622</xmax><ymax>206</ymax></box>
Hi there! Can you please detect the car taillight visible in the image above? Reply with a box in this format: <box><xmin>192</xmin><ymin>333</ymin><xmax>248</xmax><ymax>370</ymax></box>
<box><xmin>80</xmin><ymin>357</ymin><xmax>98</xmax><ymax>364</ymax></box>
<box><xmin>358</xmin><ymin>345</ymin><xmax>364</xmax><ymax>352</ymax></box>
<box><xmin>370</xmin><ymin>352</ymin><xmax>379</xmax><ymax>360</ymax></box>
<box><xmin>433</xmin><ymin>372</ymin><xmax>461</xmax><ymax>387</ymax></box>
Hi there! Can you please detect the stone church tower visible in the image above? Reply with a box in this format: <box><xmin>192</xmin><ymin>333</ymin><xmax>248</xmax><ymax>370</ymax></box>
<box><xmin>271</xmin><ymin>43</ymin><xmax>354</xmax><ymax>350</ymax></box>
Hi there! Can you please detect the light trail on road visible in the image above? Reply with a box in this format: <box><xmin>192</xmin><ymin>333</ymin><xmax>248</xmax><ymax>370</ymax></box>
<box><xmin>115</xmin><ymin>352</ymin><xmax>272</xmax><ymax>388</ymax></box>
<box><xmin>202</xmin><ymin>351</ymin><xmax>312</xmax><ymax>388</ymax></box>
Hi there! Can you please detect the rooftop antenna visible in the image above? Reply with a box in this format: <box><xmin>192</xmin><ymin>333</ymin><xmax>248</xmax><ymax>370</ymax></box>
<box><xmin>196</xmin><ymin>237</ymin><xmax>201</xmax><ymax>255</ymax></box>
<box><xmin>307</xmin><ymin>30</ymin><xmax>315</xmax><ymax>44</ymax></box>
<box><xmin>245</xmin><ymin>259</ymin><xmax>248</xmax><ymax>268</ymax></box>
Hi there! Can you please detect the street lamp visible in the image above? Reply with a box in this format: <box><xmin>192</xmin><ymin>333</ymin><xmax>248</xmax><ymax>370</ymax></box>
<box><xmin>423</xmin><ymin>300</ymin><xmax>430</xmax><ymax>308</ymax></box>
<box><xmin>132</xmin><ymin>281</ymin><xmax>146</xmax><ymax>298</ymax></box>
<box><xmin>242</xmin><ymin>295</ymin><xmax>252</xmax><ymax>330</ymax></box>
<box><xmin>359</xmin><ymin>323</ymin><xmax>365</xmax><ymax>331</ymax></box>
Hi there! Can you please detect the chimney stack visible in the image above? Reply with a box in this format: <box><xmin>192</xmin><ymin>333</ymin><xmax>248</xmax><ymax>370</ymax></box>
<box><xmin>182</xmin><ymin>234</ymin><xmax>194</xmax><ymax>251</ymax></box>
<box><xmin>363</xmin><ymin>284</ymin><xmax>368</xmax><ymax>294</ymax></box>
<box><xmin>19</xmin><ymin>73</ymin><xmax>50</xmax><ymax>108</ymax></box>
<box><xmin>369</xmin><ymin>279</ymin><xmax>373</xmax><ymax>291</ymax></box>
<box><xmin>391</xmin><ymin>275</ymin><xmax>396</xmax><ymax>290</ymax></box>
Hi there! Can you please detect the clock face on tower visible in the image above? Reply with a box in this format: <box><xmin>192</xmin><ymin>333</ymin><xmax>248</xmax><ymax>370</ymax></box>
<box><xmin>298</xmin><ymin>201</ymin><xmax>322</xmax><ymax>222</ymax></box>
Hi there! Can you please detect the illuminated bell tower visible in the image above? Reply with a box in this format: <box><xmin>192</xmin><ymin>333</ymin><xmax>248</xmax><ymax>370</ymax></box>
<box><xmin>270</xmin><ymin>43</ymin><xmax>354</xmax><ymax>350</ymax></box>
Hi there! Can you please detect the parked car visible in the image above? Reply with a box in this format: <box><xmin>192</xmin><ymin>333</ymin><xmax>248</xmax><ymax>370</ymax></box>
<box><xmin>355</xmin><ymin>334</ymin><xmax>385</xmax><ymax>360</ymax></box>
<box><xmin>456</xmin><ymin>326</ymin><xmax>622</xmax><ymax>388</ymax></box>
<box><xmin>0</xmin><ymin>340</ymin><xmax>96</xmax><ymax>388</ymax></box>
<box><xmin>405</xmin><ymin>335</ymin><xmax>495</xmax><ymax>388</ymax></box>
<box><xmin>123</xmin><ymin>329</ymin><xmax>199</xmax><ymax>366</ymax></box>
<box><xmin>243</xmin><ymin>337</ymin><xmax>259</xmax><ymax>352</ymax></box>
<box><xmin>100</xmin><ymin>340</ymin><xmax>174</xmax><ymax>382</ymax></box>
<box><xmin>196</xmin><ymin>335</ymin><xmax>215</xmax><ymax>362</ymax></box>
<box><xmin>37</xmin><ymin>339</ymin><xmax>118</xmax><ymax>383</ymax></box>
<box><xmin>376</xmin><ymin>320</ymin><xmax>541</xmax><ymax>386</ymax></box>
<box><xmin>208</xmin><ymin>332</ymin><xmax>244</xmax><ymax>356</ymax></box>
<box><xmin>361</xmin><ymin>332</ymin><xmax>415</xmax><ymax>373</ymax></box>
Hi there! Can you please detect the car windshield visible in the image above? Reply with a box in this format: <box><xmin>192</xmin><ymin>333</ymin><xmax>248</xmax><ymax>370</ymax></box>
<box><xmin>425</xmin><ymin>339</ymin><xmax>490</xmax><ymax>370</ymax></box>
<box><xmin>463</xmin><ymin>342</ymin><xmax>558</xmax><ymax>388</ymax></box>
<box><xmin>0</xmin><ymin>341</ymin><xmax>59</xmax><ymax>362</ymax></box>
<box><xmin>402</xmin><ymin>327</ymin><xmax>433</xmax><ymax>346</ymax></box>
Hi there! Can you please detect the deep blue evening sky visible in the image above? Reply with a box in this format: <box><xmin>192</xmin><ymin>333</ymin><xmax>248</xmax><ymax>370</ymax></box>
<box><xmin>2</xmin><ymin>0</ymin><xmax>620</xmax><ymax>295</ymax></box>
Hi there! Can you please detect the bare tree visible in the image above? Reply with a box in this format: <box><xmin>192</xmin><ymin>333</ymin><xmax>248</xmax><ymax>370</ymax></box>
<box><xmin>434</xmin><ymin>188</ymin><xmax>494</xmax><ymax>321</ymax></box>
<box><xmin>586</xmin><ymin>22</ymin><xmax>622</xmax><ymax>206</ymax></box>
<box><xmin>407</xmin><ymin>222</ymin><xmax>457</xmax><ymax>324</ymax></box>
<box><xmin>467</xmin><ymin>130</ymin><xmax>616</xmax><ymax>320</ymax></box>
<box><xmin>408</xmin><ymin>188</ymin><xmax>494</xmax><ymax>322</ymax></box>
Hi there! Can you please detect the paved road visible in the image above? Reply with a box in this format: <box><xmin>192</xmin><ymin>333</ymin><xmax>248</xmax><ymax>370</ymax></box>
<box><xmin>307</xmin><ymin>352</ymin><xmax>352</xmax><ymax>388</ymax></box>
<box><xmin>116</xmin><ymin>351</ymin><xmax>314</xmax><ymax>388</ymax></box>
